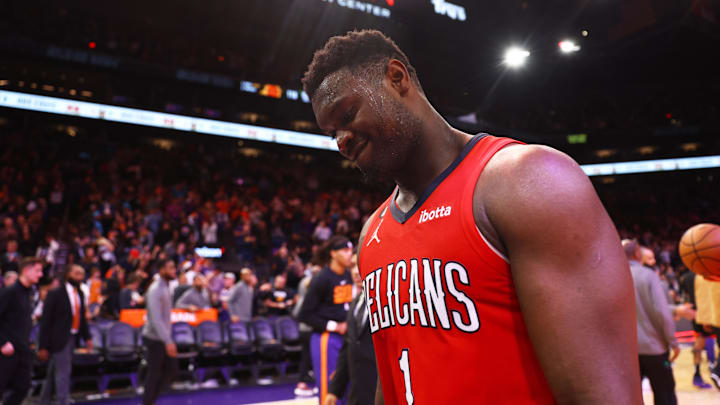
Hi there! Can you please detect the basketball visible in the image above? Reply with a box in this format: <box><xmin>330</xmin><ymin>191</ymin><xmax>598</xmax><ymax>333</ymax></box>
<box><xmin>679</xmin><ymin>223</ymin><xmax>720</xmax><ymax>280</ymax></box>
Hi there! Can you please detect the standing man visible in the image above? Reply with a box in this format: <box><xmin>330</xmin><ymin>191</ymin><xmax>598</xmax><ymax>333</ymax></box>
<box><xmin>142</xmin><ymin>259</ymin><xmax>178</xmax><ymax>405</ymax></box>
<box><xmin>303</xmin><ymin>30</ymin><xmax>640</xmax><ymax>404</ymax></box>
<box><xmin>38</xmin><ymin>264</ymin><xmax>93</xmax><ymax>405</ymax></box>
<box><xmin>0</xmin><ymin>258</ymin><xmax>43</xmax><ymax>405</ymax></box>
<box><xmin>298</xmin><ymin>236</ymin><xmax>354</xmax><ymax>405</ymax></box>
<box><xmin>228</xmin><ymin>268</ymin><xmax>256</xmax><ymax>323</ymax></box>
<box><xmin>326</xmin><ymin>254</ymin><xmax>377</xmax><ymax>405</ymax></box>
<box><xmin>624</xmin><ymin>240</ymin><xmax>679</xmax><ymax>405</ymax></box>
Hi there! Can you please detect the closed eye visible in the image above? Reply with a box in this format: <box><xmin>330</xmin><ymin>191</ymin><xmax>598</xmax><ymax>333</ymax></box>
<box><xmin>341</xmin><ymin>106</ymin><xmax>358</xmax><ymax>126</ymax></box>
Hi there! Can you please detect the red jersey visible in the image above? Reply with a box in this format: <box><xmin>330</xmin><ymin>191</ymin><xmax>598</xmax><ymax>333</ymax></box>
<box><xmin>358</xmin><ymin>135</ymin><xmax>555</xmax><ymax>404</ymax></box>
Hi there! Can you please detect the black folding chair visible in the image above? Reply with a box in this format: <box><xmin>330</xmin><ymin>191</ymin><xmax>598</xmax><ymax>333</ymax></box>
<box><xmin>171</xmin><ymin>322</ymin><xmax>199</xmax><ymax>383</ymax></box>
<box><xmin>225</xmin><ymin>321</ymin><xmax>258</xmax><ymax>381</ymax></box>
<box><xmin>251</xmin><ymin>317</ymin><xmax>284</xmax><ymax>377</ymax></box>
<box><xmin>100</xmin><ymin>321</ymin><xmax>139</xmax><ymax>391</ymax></box>
<box><xmin>72</xmin><ymin>323</ymin><xmax>105</xmax><ymax>391</ymax></box>
<box><xmin>194</xmin><ymin>321</ymin><xmax>231</xmax><ymax>384</ymax></box>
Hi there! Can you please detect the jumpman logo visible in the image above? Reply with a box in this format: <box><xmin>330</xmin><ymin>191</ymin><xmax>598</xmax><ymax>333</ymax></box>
<box><xmin>367</xmin><ymin>217</ymin><xmax>384</xmax><ymax>247</ymax></box>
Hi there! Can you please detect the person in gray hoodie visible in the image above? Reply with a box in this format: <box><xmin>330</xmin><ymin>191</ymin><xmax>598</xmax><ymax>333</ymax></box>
<box><xmin>175</xmin><ymin>274</ymin><xmax>211</xmax><ymax>311</ymax></box>
<box><xmin>623</xmin><ymin>239</ymin><xmax>678</xmax><ymax>405</ymax></box>
<box><xmin>142</xmin><ymin>259</ymin><xmax>178</xmax><ymax>405</ymax></box>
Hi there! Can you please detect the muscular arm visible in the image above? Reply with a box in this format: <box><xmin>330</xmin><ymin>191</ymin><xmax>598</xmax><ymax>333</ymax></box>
<box><xmin>480</xmin><ymin>145</ymin><xmax>641</xmax><ymax>404</ymax></box>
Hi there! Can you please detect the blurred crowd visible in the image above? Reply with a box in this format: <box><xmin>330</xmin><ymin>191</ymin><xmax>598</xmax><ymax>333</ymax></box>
<box><xmin>0</xmin><ymin>127</ymin><xmax>384</xmax><ymax>325</ymax></box>
<box><xmin>0</xmin><ymin>125</ymin><xmax>718</xmax><ymax>326</ymax></box>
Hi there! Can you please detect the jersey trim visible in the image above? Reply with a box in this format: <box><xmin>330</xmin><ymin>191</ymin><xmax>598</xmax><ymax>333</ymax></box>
<box><xmin>390</xmin><ymin>133</ymin><xmax>488</xmax><ymax>224</ymax></box>
<box><xmin>475</xmin><ymin>224</ymin><xmax>510</xmax><ymax>263</ymax></box>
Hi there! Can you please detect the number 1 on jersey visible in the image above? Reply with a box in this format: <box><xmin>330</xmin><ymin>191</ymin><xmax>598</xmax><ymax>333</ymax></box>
<box><xmin>398</xmin><ymin>348</ymin><xmax>414</xmax><ymax>405</ymax></box>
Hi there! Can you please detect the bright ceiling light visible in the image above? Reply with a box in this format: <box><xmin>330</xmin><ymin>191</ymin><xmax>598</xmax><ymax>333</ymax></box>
<box><xmin>504</xmin><ymin>47</ymin><xmax>530</xmax><ymax>68</ymax></box>
<box><xmin>558</xmin><ymin>40</ymin><xmax>580</xmax><ymax>53</ymax></box>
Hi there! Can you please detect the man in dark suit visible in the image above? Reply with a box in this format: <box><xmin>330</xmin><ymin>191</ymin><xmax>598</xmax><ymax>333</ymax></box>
<box><xmin>326</xmin><ymin>256</ymin><xmax>377</xmax><ymax>405</ymax></box>
<box><xmin>38</xmin><ymin>264</ymin><xmax>92</xmax><ymax>405</ymax></box>
<box><xmin>0</xmin><ymin>258</ymin><xmax>44</xmax><ymax>405</ymax></box>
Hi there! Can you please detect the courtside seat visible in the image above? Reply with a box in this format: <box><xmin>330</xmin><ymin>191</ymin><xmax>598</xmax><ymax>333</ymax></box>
<box><xmin>251</xmin><ymin>317</ymin><xmax>284</xmax><ymax>377</ymax></box>
<box><xmin>194</xmin><ymin>321</ymin><xmax>230</xmax><ymax>383</ymax></box>
<box><xmin>226</xmin><ymin>321</ymin><xmax>255</xmax><ymax>357</ymax></box>
<box><xmin>225</xmin><ymin>321</ymin><xmax>258</xmax><ymax>380</ymax></box>
<box><xmin>171</xmin><ymin>322</ymin><xmax>199</xmax><ymax>383</ymax></box>
<box><xmin>99</xmin><ymin>321</ymin><xmax>139</xmax><ymax>391</ymax></box>
<box><xmin>274</xmin><ymin>316</ymin><xmax>301</xmax><ymax>354</ymax></box>
<box><xmin>72</xmin><ymin>323</ymin><xmax>105</xmax><ymax>391</ymax></box>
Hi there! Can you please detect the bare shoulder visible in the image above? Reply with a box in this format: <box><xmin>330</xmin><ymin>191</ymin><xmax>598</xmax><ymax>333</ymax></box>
<box><xmin>477</xmin><ymin>143</ymin><xmax>608</xmax><ymax>248</ymax></box>
<box><xmin>480</xmin><ymin>143</ymin><xmax>594</xmax><ymax>211</ymax></box>
<box><xmin>485</xmin><ymin>143</ymin><xmax>586</xmax><ymax>183</ymax></box>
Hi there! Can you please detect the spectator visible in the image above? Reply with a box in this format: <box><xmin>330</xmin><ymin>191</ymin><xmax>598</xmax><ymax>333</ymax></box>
<box><xmin>85</xmin><ymin>267</ymin><xmax>103</xmax><ymax>310</ymax></box>
<box><xmin>270</xmin><ymin>244</ymin><xmax>290</xmax><ymax>278</ymax></box>
<box><xmin>228</xmin><ymin>268</ymin><xmax>256</xmax><ymax>323</ymax></box>
<box><xmin>1</xmin><ymin>240</ymin><xmax>21</xmax><ymax>274</ymax></box>
<box><xmin>2</xmin><ymin>271</ymin><xmax>17</xmax><ymax>288</ymax></box>
<box><xmin>202</xmin><ymin>218</ymin><xmax>218</xmax><ymax>245</ymax></box>
<box><xmin>38</xmin><ymin>265</ymin><xmax>92</xmax><ymax>405</ymax></box>
<box><xmin>120</xmin><ymin>273</ymin><xmax>145</xmax><ymax>309</ymax></box>
<box><xmin>219</xmin><ymin>272</ymin><xmax>236</xmax><ymax>307</ymax></box>
<box><xmin>0</xmin><ymin>218</ymin><xmax>18</xmax><ymax>249</ymax></box>
<box><xmin>206</xmin><ymin>265</ymin><xmax>224</xmax><ymax>299</ymax></box>
<box><xmin>79</xmin><ymin>246</ymin><xmax>100</xmax><ymax>273</ymax></box>
<box><xmin>0</xmin><ymin>258</ymin><xmax>44</xmax><ymax>405</ymax></box>
<box><xmin>624</xmin><ymin>239</ymin><xmax>679</xmax><ymax>405</ymax></box>
<box><xmin>172</xmin><ymin>271</ymin><xmax>191</xmax><ymax>306</ymax></box>
<box><xmin>176</xmin><ymin>274</ymin><xmax>210</xmax><ymax>311</ymax></box>
<box><xmin>313</xmin><ymin>220</ymin><xmax>332</xmax><ymax>242</ymax></box>
<box><xmin>258</xmin><ymin>273</ymin><xmax>296</xmax><ymax>317</ymax></box>
<box><xmin>101</xmin><ymin>266</ymin><xmax>125</xmax><ymax>318</ymax></box>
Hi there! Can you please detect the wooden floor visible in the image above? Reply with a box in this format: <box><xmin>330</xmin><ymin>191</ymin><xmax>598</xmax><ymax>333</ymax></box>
<box><xmin>642</xmin><ymin>345</ymin><xmax>719</xmax><ymax>404</ymax></box>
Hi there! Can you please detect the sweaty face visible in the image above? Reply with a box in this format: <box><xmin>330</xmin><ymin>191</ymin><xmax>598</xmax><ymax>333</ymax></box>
<box><xmin>312</xmin><ymin>69</ymin><xmax>422</xmax><ymax>183</ymax></box>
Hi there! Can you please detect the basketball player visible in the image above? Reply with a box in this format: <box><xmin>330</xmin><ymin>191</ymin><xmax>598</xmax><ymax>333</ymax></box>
<box><xmin>303</xmin><ymin>30</ymin><xmax>641</xmax><ymax>404</ymax></box>
<box><xmin>298</xmin><ymin>236</ymin><xmax>354</xmax><ymax>405</ymax></box>
<box><xmin>679</xmin><ymin>269</ymin><xmax>715</xmax><ymax>389</ymax></box>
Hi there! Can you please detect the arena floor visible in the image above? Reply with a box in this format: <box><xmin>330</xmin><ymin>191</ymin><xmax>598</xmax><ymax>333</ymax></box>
<box><xmin>643</xmin><ymin>345</ymin><xmax>719</xmax><ymax>405</ymax></box>
<box><xmin>21</xmin><ymin>346</ymin><xmax>719</xmax><ymax>405</ymax></box>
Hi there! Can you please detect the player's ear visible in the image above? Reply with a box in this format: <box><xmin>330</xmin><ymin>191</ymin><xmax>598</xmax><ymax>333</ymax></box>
<box><xmin>385</xmin><ymin>59</ymin><xmax>411</xmax><ymax>96</ymax></box>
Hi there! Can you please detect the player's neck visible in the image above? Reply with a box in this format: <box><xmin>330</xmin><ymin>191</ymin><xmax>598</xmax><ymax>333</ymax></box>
<box><xmin>329</xmin><ymin>261</ymin><xmax>345</xmax><ymax>275</ymax></box>
<box><xmin>394</xmin><ymin>120</ymin><xmax>472</xmax><ymax>211</ymax></box>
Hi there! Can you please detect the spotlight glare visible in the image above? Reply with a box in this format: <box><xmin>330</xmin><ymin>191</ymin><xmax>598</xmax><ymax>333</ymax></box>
<box><xmin>581</xmin><ymin>30</ymin><xmax>589</xmax><ymax>37</ymax></box>
<box><xmin>559</xmin><ymin>40</ymin><xmax>580</xmax><ymax>53</ymax></box>
<box><xmin>504</xmin><ymin>47</ymin><xmax>530</xmax><ymax>68</ymax></box>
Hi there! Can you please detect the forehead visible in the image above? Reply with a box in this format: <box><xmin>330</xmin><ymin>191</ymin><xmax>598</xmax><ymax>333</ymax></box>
<box><xmin>312</xmin><ymin>69</ymin><xmax>355</xmax><ymax>113</ymax></box>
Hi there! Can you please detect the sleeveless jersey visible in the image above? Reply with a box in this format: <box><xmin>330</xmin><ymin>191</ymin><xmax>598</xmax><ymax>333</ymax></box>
<box><xmin>358</xmin><ymin>135</ymin><xmax>555</xmax><ymax>404</ymax></box>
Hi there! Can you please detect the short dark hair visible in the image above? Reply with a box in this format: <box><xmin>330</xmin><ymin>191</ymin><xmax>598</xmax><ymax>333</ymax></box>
<box><xmin>312</xmin><ymin>235</ymin><xmax>353</xmax><ymax>267</ymax></box>
<box><xmin>302</xmin><ymin>29</ymin><xmax>422</xmax><ymax>101</ymax></box>
<box><xmin>19</xmin><ymin>257</ymin><xmax>43</xmax><ymax>271</ymax></box>
<box><xmin>155</xmin><ymin>258</ymin><xmax>175</xmax><ymax>272</ymax></box>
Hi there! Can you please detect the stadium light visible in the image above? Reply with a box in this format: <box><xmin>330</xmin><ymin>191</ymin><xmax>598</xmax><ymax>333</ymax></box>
<box><xmin>558</xmin><ymin>40</ymin><xmax>580</xmax><ymax>53</ymax></box>
<box><xmin>503</xmin><ymin>47</ymin><xmax>530</xmax><ymax>68</ymax></box>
